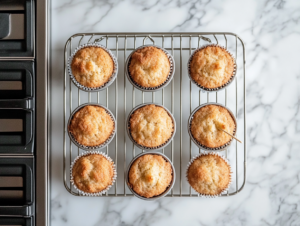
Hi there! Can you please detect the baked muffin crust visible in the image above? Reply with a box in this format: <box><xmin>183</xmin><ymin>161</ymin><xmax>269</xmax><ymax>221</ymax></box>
<box><xmin>71</xmin><ymin>46</ymin><xmax>114</xmax><ymax>88</ymax></box>
<box><xmin>129</xmin><ymin>46</ymin><xmax>170</xmax><ymax>87</ymax></box>
<box><xmin>190</xmin><ymin>46</ymin><xmax>234</xmax><ymax>89</ymax></box>
<box><xmin>187</xmin><ymin>154</ymin><xmax>231</xmax><ymax>195</ymax></box>
<box><xmin>72</xmin><ymin>154</ymin><xmax>114</xmax><ymax>193</ymax></box>
<box><xmin>128</xmin><ymin>154</ymin><xmax>173</xmax><ymax>198</ymax></box>
<box><xmin>130</xmin><ymin>104</ymin><xmax>174</xmax><ymax>148</ymax></box>
<box><xmin>191</xmin><ymin>105</ymin><xmax>235</xmax><ymax>148</ymax></box>
<box><xmin>69</xmin><ymin>105</ymin><xmax>114</xmax><ymax>147</ymax></box>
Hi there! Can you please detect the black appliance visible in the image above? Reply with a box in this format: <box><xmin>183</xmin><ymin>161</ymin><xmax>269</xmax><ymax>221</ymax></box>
<box><xmin>0</xmin><ymin>1</ymin><xmax>39</xmax><ymax>226</ymax></box>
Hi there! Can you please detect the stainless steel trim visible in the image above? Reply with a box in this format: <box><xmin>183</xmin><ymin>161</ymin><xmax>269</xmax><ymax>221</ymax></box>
<box><xmin>0</xmin><ymin>177</ymin><xmax>23</xmax><ymax>187</ymax></box>
<box><xmin>3</xmin><ymin>14</ymin><xmax>25</xmax><ymax>40</ymax></box>
<box><xmin>0</xmin><ymin>0</ymin><xmax>25</xmax><ymax>11</ymax></box>
<box><xmin>63</xmin><ymin>32</ymin><xmax>247</xmax><ymax>198</ymax></box>
<box><xmin>0</xmin><ymin>155</ymin><xmax>34</xmax><ymax>158</ymax></box>
<box><xmin>0</xmin><ymin>81</ymin><xmax>22</xmax><ymax>90</ymax></box>
<box><xmin>0</xmin><ymin>119</ymin><xmax>23</xmax><ymax>132</ymax></box>
<box><xmin>36</xmin><ymin>0</ymin><xmax>49</xmax><ymax>225</ymax></box>
<box><xmin>0</xmin><ymin>58</ymin><xmax>35</xmax><ymax>60</ymax></box>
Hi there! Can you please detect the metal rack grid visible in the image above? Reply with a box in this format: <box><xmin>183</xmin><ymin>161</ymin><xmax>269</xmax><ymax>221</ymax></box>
<box><xmin>63</xmin><ymin>32</ymin><xmax>246</xmax><ymax>197</ymax></box>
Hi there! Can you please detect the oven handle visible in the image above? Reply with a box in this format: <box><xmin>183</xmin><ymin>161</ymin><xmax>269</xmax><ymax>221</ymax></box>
<box><xmin>25</xmin><ymin>164</ymin><xmax>33</xmax><ymax>205</ymax></box>
<box><xmin>0</xmin><ymin>206</ymin><xmax>32</xmax><ymax>216</ymax></box>
<box><xmin>0</xmin><ymin>99</ymin><xmax>32</xmax><ymax>110</ymax></box>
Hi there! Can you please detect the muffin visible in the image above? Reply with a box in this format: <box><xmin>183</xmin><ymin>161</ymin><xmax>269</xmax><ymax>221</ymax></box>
<box><xmin>190</xmin><ymin>105</ymin><xmax>235</xmax><ymax>148</ymax></box>
<box><xmin>128</xmin><ymin>154</ymin><xmax>173</xmax><ymax>198</ymax></box>
<box><xmin>129</xmin><ymin>46</ymin><xmax>170</xmax><ymax>88</ymax></box>
<box><xmin>189</xmin><ymin>45</ymin><xmax>235</xmax><ymax>89</ymax></box>
<box><xmin>69</xmin><ymin>105</ymin><xmax>114</xmax><ymax>147</ymax></box>
<box><xmin>129</xmin><ymin>104</ymin><xmax>174</xmax><ymax>148</ymax></box>
<box><xmin>71</xmin><ymin>46</ymin><xmax>114</xmax><ymax>88</ymax></box>
<box><xmin>72</xmin><ymin>153</ymin><xmax>115</xmax><ymax>194</ymax></box>
<box><xmin>187</xmin><ymin>153</ymin><xmax>231</xmax><ymax>196</ymax></box>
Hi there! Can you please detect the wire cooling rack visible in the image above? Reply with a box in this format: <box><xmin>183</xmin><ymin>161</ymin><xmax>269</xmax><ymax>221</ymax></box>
<box><xmin>63</xmin><ymin>32</ymin><xmax>246</xmax><ymax>197</ymax></box>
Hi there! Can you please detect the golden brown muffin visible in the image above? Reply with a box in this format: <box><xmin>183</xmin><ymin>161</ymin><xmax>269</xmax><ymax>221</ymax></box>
<box><xmin>71</xmin><ymin>46</ymin><xmax>114</xmax><ymax>88</ymax></box>
<box><xmin>72</xmin><ymin>154</ymin><xmax>114</xmax><ymax>193</ymax></box>
<box><xmin>129</xmin><ymin>46</ymin><xmax>170</xmax><ymax>87</ymax></box>
<box><xmin>187</xmin><ymin>154</ymin><xmax>231</xmax><ymax>195</ymax></box>
<box><xmin>191</xmin><ymin>105</ymin><xmax>235</xmax><ymax>148</ymax></box>
<box><xmin>130</xmin><ymin>104</ymin><xmax>174</xmax><ymax>148</ymax></box>
<box><xmin>128</xmin><ymin>154</ymin><xmax>173</xmax><ymax>198</ymax></box>
<box><xmin>69</xmin><ymin>105</ymin><xmax>114</xmax><ymax>147</ymax></box>
<box><xmin>190</xmin><ymin>46</ymin><xmax>234</xmax><ymax>89</ymax></box>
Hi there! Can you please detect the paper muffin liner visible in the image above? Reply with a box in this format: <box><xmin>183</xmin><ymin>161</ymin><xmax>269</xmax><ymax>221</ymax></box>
<box><xmin>126</xmin><ymin>103</ymin><xmax>176</xmax><ymax>151</ymax></box>
<box><xmin>125</xmin><ymin>45</ymin><xmax>175</xmax><ymax>92</ymax></box>
<box><xmin>70</xmin><ymin>151</ymin><xmax>117</xmax><ymax>196</ymax></box>
<box><xmin>67</xmin><ymin>103</ymin><xmax>116</xmax><ymax>151</ymax></box>
<box><xmin>126</xmin><ymin>151</ymin><xmax>176</xmax><ymax>201</ymax></box>
<box><xmin>186</xmin><ymin>152</ymin><xmax>232</xmax><ymax>198</ymax></box>
<box><xmin>187</xmin><ymin>44</ymin><xmax>237</xmax><ymax>92</ymax></box>
<box><xmin>188</xmin><ymin>102</ymin><xmax>237</xmax><ymax>152</ymax></box>
<box><xmin>67</xmin><ymin>43</ymin><xmax>118</xmax><ymax>92</ymax></box>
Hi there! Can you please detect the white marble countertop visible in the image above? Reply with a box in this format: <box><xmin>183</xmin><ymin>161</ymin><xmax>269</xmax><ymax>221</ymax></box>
<box><xmin>50</xmin><ymin>0</ymin><xmax>300</xmax><ymax>225</ymax></box>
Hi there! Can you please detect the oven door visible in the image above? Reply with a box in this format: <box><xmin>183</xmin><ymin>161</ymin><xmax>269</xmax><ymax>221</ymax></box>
<box><xmin>0</xmin><ymin>61</ymin><xmax>34</xmax><ymax>155</ymax></box>
<box><xmin>0</xmin><ymin>156</ymin><xmax>34</xmax><ymax>217</ymax></box>
<box><xmin>0</xmin><ymin>0</ymin><xmax>34</xmax><ymax>58</ymax></box>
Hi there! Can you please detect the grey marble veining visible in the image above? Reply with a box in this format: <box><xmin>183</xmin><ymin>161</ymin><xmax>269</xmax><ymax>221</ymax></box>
<box><xmin>50</xmin><ymin>0</ymin><xmax>300</xmax><ymax>225</ymax></box>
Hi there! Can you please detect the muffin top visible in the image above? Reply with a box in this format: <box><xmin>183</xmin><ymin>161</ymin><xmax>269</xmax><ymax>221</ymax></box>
<box><xmin>72</xmin><ymin>154</ymin><xmax>114</xmax><ymax>193</ymax></box>
<box><xmin>71</xmin><ymin>46</ymin><xmax>114</xmax><ymax>88</ymax></box>
<box><xmin>190</xmin><ymin>105</ymin><xmax>235</xmax><ymax>148</ymax></box>
<box><xmin>130</xmin><ymin>104</ymin><xmax>174</xmax><ymax>148</ymax></box>
<box><xmin>129</xmin><ymin>46</ymin><xmax>170</xmax><ymax>87</ymax></box>
<box><xmin>187</xmin><ymin>154</ymin><xmax>231</xmax><ymax>195</ymax></box>
<box><xmin>128</xmin><ymin>154</ymin><xmax>173</xmax><ymax>198</ymax></box>
<box><xmin>190</xmin><ymin>46</ymin><xmax>234</xmax><ymax>89</ymax></box>
<box><xmin>69</xmin><ymin>105</ymin><xmax>114</xmax><ymax>147</ymax></box>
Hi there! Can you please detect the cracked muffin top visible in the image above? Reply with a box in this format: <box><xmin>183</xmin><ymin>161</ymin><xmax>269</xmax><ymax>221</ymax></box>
<box><xmin>190</xmin><ymin>105</ymin><xmax>235</xmax><ymax>148</ymax></box>
<box><xmin>187</xmin><ymin>154</ymin><xmax>231</xmax><ymax>195</ymax></box>
<box><xmin>71</xmin><ymin>46</ymin><xmax>114</xmax><ymax>88</ymax></box>
<box><xmin>128</xmin><ymin>154</ymin><xmax>173</xmax><ymax>198</ymax></box>
<box><xmin>129</xmin><ymin>46</ymin><xmax>170</xmax><ymax>87</ymax></box>
<box><xmin>130</xmin><ymin>104</ymin><xmax>174</xmax><ymax>148</ymax></box>
<box><xmin>72</xmin><ymin>153</ymin><xmax>114</xmax><ymax>193</ymax></box>
<box><xmin>190</xmin><ymin>46</ymin><xmax>234</xmax><ymax>89</ymax></box>
<box><xmin>69</xmin><ymin>105</ymin><xmax>114</xmax><ymax>147</ymax></box>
